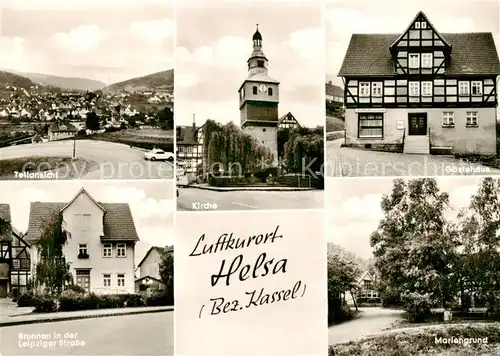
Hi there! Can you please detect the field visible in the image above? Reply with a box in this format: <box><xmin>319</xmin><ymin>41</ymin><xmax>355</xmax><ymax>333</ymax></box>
<box><xmin>91</xmin><ymin>128</ymin><xmax>174</xmax><ymax>152</ymax></box>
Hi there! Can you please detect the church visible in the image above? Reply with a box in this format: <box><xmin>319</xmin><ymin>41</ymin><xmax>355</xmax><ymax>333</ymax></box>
<box><xmin>176</xmin><ymin>25</ymin><xmax>301</xmax><ymax>176</ymax></box>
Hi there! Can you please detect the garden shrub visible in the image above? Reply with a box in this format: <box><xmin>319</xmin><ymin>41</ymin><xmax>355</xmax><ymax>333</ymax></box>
<box><xmin>17</xmin><ymin>293</ymin><xmax>36</xmax><ymax>307</ymax></box>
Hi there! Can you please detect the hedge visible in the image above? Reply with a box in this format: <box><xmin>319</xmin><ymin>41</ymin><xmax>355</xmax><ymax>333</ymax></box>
<box><xmin>19</xmin><ymin>292</ymin><xmax>145</xmax><ymax>313</ymax></box>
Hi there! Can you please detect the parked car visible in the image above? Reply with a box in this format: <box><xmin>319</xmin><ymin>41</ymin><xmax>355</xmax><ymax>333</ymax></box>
<box><xmin>144</xmin><ymin>149</ymin><xmax>174</xmax><ymax>161</ymax></box>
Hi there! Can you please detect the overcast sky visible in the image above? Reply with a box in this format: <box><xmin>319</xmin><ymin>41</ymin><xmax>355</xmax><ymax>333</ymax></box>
<box><xmin>326</xmin><ymin>176</ymin><xmax>490</xmax><ymax>261</ymax></box>
<box><xmin>0</xmin><ymin>180</ymin><xmax>174</xmax><ymax>267</ymax></box>
<box><xmin>0</xmin><ymin>0</ymin><xmax>174</xmax><ymax>84</ymax></box>
<box><xmin>175</xmin><ymin>1</ymin><xmax>325</xmax><ymax>128</ymax></box>
<box><xmin>326</xmin><ymin>0</ymin><xmax>500</xmax><ymax>86</ymax></box>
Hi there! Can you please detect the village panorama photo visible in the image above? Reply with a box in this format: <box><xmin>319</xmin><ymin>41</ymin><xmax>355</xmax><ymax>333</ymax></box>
<box><xmin>0</xmin><ymin>1</ymin><xmax>174</xmax><ymax>180</ymax></box>
<box><xmin>174</xmin><ymin>1</ymin><xmax>325</xmax><ymax>211</ymax></box>
<box><xmin>325</xmin><ymin>0</ymin><xmax>500</xmax><ymax>177</ymax></box>
<box><xmin>0</xmin><ymin>179</ymin><xmax>174</xmax><ymax>355</ymax></box>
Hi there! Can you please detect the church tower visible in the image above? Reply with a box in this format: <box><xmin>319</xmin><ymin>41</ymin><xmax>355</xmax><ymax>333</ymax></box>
<box><xmin>238</xmin><ymin>25</ymin><xmax>279</xmax><ymax>165</ymax></box>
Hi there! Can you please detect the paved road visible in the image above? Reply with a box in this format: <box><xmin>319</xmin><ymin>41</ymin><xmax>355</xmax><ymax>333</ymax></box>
<box><xmin>326</xmin><ymin>139</ymin><xmax>500</xmax><ymax>177</ymax></box>
<box><xmin>328</xmin><ymin>307</ymin><xmax>404</xmax><ymax>345</ymax></box>
<box><xmin>0</xmin><ymin>311</ymin><xmax>174</xmax><ymax>355</ymax></box>
<box><xmin>177</xmin><ymin>187</ymin><xmax>324</xmax><ymax>211</ymax></box>
<box><xmin>0</xmin><ymin>140</ymin><xmax>174</xmax><ymax>179</ymax></box>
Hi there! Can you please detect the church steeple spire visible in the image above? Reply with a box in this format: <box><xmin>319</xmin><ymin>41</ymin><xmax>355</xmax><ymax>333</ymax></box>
<box><xmin>248</xmin><ymin>24</ymin><xmax>268</xmax><ymax>76</ymax></box>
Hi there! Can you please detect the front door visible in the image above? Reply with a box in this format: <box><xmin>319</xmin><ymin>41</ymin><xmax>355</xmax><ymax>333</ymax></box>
<box><xmin>0</xmin><ymin>280</ymin><xmax>7</xmax><ymax>298</ymax></box>
<box><xmin>408</xmin><ymin>113</ymin><xmax>427</xmax><ymax>135</ymax></box>
<box><xmin>76</xmin><ymin>270</ymin><xmax>91</xmax><ymax>293</ymax></box>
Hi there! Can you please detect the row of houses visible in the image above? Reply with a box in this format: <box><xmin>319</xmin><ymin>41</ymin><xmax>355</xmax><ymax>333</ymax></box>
<box><xmin>0</xmin><ymin>188</ymin><xmax>171</xmax><ymax>299</ymax></box>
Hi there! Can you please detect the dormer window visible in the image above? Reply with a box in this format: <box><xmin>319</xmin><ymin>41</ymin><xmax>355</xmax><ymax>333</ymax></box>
<box><xmin>409</xmin><ymin>54</ymin><xmax>420</xmax><ymax>68</ymax></box>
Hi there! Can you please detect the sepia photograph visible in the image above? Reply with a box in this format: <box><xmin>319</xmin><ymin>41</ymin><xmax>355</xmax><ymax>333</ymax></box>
<box><xmin>326</xmin><ymin>176</ymin><xmax>500</xmax><ymax>356</ymax></box>
<box><xmin>325</xmin><ymin>0</ymin><xmax>500</xmax><ymax>177</ymax></box>
<box><xmin>0</xmin><ymin>179</ymin><xmax>174</xmax><ymax>355</ymax></box>
<box><xmin>0</xmin><ymin>1</ymin><xmax>174</xmax><ymax>180</ymax></box>
<box><xmin>175</xmin><ymin>1</ymin><xmax>325</xmax><ymax>211</ymax></box>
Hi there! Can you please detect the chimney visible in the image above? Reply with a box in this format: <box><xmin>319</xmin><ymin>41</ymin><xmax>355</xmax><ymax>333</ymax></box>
<box><xmin>192</xmin><ymin>113</ymin><xmax>197</xmax><ymax>140</ymax></box>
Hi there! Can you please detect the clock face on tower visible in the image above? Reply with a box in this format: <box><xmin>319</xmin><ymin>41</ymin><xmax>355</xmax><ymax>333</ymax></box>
<box><xmin>258</xmin><ymin>84</ymin><xmax>268</xmax><ymax>93</ymax></box>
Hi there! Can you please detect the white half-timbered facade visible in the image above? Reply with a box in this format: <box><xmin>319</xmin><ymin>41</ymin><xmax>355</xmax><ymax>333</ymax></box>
<box><xmin>339</xmin><ymin>11</ymin><xmax>500</xmax><ymax>155</ymax></box>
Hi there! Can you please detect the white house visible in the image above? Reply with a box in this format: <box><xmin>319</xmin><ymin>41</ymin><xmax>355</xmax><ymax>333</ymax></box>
<box><xmin>24</xmin><ymin>188</ymin><xmax>140</xmax><ymax>295</ymax></box>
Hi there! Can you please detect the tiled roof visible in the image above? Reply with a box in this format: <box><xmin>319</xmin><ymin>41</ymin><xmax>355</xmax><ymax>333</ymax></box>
<box><xmin>0</xmin><ymin>204</ymin><xmax>12</xmax><ymax>242</ymax></box>
<box><xmin>245</xmin><ymin>73</ymin><xmax>279</xmax><ymax>84</ymax></box>
<box><xmin>176</xmin><ymin>125</ymin><xmax>200</xmax><ymax>145</ymax></box>
<box><xmin>326</xmin><ymin>83</ymin><xmax>343</xmax><ymax>97</ymax></box>
<box><xmin>339</xmin><ymin>32</ymin><xmax>500</xmax><ymax>76</ymax></box>
<box><xmin>49</xmin><ymin>122</ymin><xmax>78</xmax><ymax>132</ymax></box>
<box><xmin>25</xmin><ymin>202</ymin><xmax>139</xmax><ymax>243</ymax></box>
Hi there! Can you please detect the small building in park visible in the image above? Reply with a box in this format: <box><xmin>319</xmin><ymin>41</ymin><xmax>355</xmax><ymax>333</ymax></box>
<box><xmin>339</xmin><ymin>11</ymin><xmax>500</xmax><ymax>155</ymax></box>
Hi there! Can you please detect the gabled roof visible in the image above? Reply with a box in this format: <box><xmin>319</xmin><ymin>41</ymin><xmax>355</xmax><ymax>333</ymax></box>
<box><xmin>176</xmin><ymin>125</ymin><xmax>202</xmax><ymax>145</ymax></box>
<box><xmin>61</xmin><ymin>187</ymin><xmax>106</xmax><ymax>213</ymax></box>
<box><xmin>135</xmin><ymin>276</ymin><xmax>164</xmax><ymax>284</ymax></box>
<box><xmin>325</xmin><ymin>83</ymin><xmax>343</xmax><ymax>97</ymax></box>
<box><xmin>339</xmin><ymin>32</ymin><xmax>500</xmax><ymax>77</ymax></box>
<box><xmin>137</xmin><ymin>245</ymin><xmax>173</xmax><ymax>268</ymax></box>
<box><xmin>25</xmin><ymin>200</ymin><xmax>139</xmax><ymax>244</ymax></box>
<box><xmin>389</xmin><ymin>11</ymin><xmax>451</xmax><ymax>52</ymax></box>
<box><xmin>278</xmin><ymin>112</ymin><xmax>300</xmax><ymax>126</ymax></box>
<box><xmin>357</xmin><ymin>270</ymin><xmax>376</xmax><ymax>283</ymax></box>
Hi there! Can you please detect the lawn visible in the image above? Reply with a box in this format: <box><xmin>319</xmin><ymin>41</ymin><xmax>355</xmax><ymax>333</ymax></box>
<box><xmin>326</xmin><ymin>116</ymin><xmax>345</xmax><ymax>132</ymax></box>
<box><xmin>0</xmin><ymin>156</ymin><xmax>97</xmax><ymax>179</ymax></box>
<box><xmin>329</xmin><ymin>323</ymin><xmax>500</xmax><ymax>356</ymax></box>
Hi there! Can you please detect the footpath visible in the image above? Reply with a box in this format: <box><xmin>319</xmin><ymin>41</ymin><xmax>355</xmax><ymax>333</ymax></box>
<box><xmin>0</xmin><ymin>299</ymin><xmax>173</xmax><ymax>327</ymax></box>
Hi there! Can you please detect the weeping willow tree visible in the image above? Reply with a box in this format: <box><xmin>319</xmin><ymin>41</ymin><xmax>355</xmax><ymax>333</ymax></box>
<box><xmin>34</xmin><ymin>212</ymin><xmax>73</xmax><ymax>295</ymax></box>
<box><xmin>283</xmin><ymin>127</ymin><xmax>324</xmax><ymax>174</ymax></box>
<box><xmin>202</xmin><ymin>120</ymin><xmax>273</xmax><ymax>174</ymax></box>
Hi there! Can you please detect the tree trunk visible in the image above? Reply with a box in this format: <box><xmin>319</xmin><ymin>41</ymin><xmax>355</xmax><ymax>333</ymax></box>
<box><xmin>350</xmin><ymin>289</ymin><xmax>358</xmax><ymax>311</ymax></box>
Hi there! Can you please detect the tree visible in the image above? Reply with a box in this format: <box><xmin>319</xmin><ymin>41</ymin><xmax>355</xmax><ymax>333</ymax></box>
<box><xmin>283</xmin><ymin>127</ymin><xmax>324</xmax><ymax>174</ymax></box>
<box><xmin>85</xmin><ymin>111</ymin><xmax>100</xmax><ymax>131</ymax></box>
<box><xmin>327</xmin><ymin>243</ymin><xmax>362</xmax><ymax>322</ymax></box>
<box><xmin>457</xmin><ymin>177</ymin><xmax>500</xmax><ymax>313</ymax></box>
<box><xmin>34</xmin><ymin>212</ymin><xmax>73</xmax><ymax>295</ymax></box>
<box><xmin>0</xmin><ymin>217</ymin><xmax>10</xmax><ymax>237</ymax></box>
<box><xmin>201</xmin><ymin>120</ymin><xmax>273</xmax><ymax>175</ymax></box>
<box><xmin>370</xmin><ymin>178</ymin><xmax>460</xmax><ymax>314</ymax></box>
<box><xmin>156</xmin><ymin>107</ymin><xmax>174</xmax><ymax>130</ymax></box>
<box><xmin>159</xmin><ymin>249</ymin><xmax>174</xmax><ymax>305</ymax></box>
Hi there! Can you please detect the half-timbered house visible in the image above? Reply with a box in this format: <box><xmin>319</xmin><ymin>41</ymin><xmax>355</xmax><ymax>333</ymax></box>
<box><xmin>0</xmin><ymin>204</ymin><xmax>31</xmax><ymax>298</ymax></box>
<box><xmin>339</xmin><ymin>11</ymin><xmax>500</xmax><ymax>155</ymax></box>
<box><xmin>278</xmin><ymin>112</ymin><xmax>301</xmax><ymax>130</ymax></box>
<box><xmin>175</xmin><ymin>115</ymin><xmax>204</xmax><ymax>179</ymax></box>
